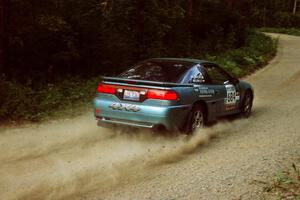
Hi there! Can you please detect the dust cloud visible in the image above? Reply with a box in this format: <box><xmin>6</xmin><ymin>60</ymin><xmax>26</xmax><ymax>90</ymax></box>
<box><xmin>0</xmin><ymin>114</ymin><xmax>248</xmax><ymax>200</ymax></box>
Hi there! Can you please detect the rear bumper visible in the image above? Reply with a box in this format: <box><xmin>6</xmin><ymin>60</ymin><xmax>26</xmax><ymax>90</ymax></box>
<box><xmin>94</xmin><ymin>98</ymin><xmax>191</xmax><ymax>131</ymax></box>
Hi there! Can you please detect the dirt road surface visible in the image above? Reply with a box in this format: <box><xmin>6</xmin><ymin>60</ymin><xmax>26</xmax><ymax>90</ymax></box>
<box><xmin>1</xmin><ymin>33</ymin><xmax>300</xmax><ymax>200</ymax></box>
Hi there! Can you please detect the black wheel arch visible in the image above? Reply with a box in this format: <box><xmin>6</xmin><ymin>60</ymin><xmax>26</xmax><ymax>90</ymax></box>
<box><xmin>193</xmin><ymin>100</ymin><xmax>208</xmax><ymax>120</ymax></box>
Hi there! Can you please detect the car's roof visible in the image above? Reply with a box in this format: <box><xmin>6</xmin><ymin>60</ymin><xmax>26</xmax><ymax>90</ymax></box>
<box><xmin>149</xmin><ymin>58</ymin><xmax>207</xmax><ymax>64</ymax></box>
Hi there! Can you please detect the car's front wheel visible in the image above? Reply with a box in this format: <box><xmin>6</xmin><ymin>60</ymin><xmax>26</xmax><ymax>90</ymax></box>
<box><xmin>241</xmin><ymin>91</ymin><xmax>253</xmax><ymax>118</ymax></box>
<box><xmin>183</xmin><ymin>104</ymin><xmax>206</xmax><ymax>134</ymax></box>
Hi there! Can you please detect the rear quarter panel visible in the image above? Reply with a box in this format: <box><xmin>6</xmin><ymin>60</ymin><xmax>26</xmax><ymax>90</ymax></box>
<box><xmin>173</xmin><ymin>85</ymin><xmax>219</xmax><ymax>121</ymax></box>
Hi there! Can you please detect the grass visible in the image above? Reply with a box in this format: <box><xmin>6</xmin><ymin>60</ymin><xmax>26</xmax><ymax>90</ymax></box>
<box><xmin>0</xmin><ymin>76</ymin><xmax>100</xmax><ymax>123</ymax></box>
<box><xmin>0</xmin><ymin>30</ymin><xmax>278</xmax><ymax>124</ymax></box>
<box><xmin>259</xmin><ymin>27</ymin><xmax>300</xmax><ymax>37</ymax></box>
<box><xmin>263</xmin><ymin>163</ymin><xmax>300</xmax><ymax>199</ymax></box>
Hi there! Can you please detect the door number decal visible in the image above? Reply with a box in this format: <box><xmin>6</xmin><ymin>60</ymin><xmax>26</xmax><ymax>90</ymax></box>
<box><xmin>225</xmin><ymin>84</ymin><xmax>239</xmax><ymax>110</ymax></box>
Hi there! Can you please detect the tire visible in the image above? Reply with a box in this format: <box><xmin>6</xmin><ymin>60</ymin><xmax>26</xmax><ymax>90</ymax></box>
<box><xmin>183</xmin><ymin>104</ymin><xmax>206</xmax><ymax>134</ymax></box>
<box><xmin>241</xmin><ymin>91</ymin><xmax>253</xmax><ymax>118</ymax></box>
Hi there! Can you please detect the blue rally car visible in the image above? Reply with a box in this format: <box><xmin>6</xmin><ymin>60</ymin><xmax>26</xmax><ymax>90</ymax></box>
<box><xmin>94</xmin><ymin>58</ymin><xmax>253</xmax><ymax>134</ymax></box>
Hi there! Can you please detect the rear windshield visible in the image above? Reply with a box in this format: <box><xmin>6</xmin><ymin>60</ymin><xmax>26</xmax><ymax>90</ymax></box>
<box><xmin>119</xmin><ymin>60</ymin><xmax>193</xmax><ymax>82</ymax></box>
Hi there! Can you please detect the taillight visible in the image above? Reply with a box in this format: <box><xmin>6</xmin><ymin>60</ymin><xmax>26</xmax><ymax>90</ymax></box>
<box><xmin>147</xmin><ymin>89</ymin><xmax>178</xmax><ymax>100</ymax></box>
<box><xmin>97</xmin><ymin>84</ymin><xmax>116</xmax><ymax>94</ymax></box>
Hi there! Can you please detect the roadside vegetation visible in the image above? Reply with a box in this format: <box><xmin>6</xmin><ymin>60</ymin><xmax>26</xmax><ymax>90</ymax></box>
<box><xmin>263</xmin><ymin>163</ymin><xmax>300</xmax><ymax>199</ymax></box>
<box><xmin>260</xmin><ymin>27</ymin><xmax>300</xmax><ymax>37</ymax></box>
<box><xmin>206</xmin><ymin>31</ymin><xmax>277</xmax><ymax>77</ymax></box>
<box><xmin>0</xmin><ymin>76</ymin><xmax>100</xmax><ymax>122</ymax></box>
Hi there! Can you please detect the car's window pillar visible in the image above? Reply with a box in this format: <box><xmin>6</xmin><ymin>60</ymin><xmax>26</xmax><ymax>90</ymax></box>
<box><xmin>198</xmin><ymin>65</ymin><xmax>211</xmax><ymax>84</ymax></box>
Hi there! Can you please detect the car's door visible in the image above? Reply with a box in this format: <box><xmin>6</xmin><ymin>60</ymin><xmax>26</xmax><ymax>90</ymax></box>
<box><xmin>181</xmin><ymin>64</ymin><xmax>226</xmax><ymax>118</ymax></box>
<box><xmin>202</xmin><ymin>63</ymin><xmax>240</xmax><ymax>116</ymax></box>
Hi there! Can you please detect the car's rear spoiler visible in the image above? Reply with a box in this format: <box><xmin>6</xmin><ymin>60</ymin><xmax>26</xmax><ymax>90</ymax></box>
<box><xmin>101</xmin><ymin>76</ymin><xmax>193</xmax><ymax>87</ymax></box>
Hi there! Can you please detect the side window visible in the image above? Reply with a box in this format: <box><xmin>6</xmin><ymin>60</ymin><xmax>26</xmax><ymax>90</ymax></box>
<box><xmin>180</xmin><ymin>65</ymin><xmax>205</xmax><ymax>84</ymax></box>
<box><xmin>204</xmin><ymin>64</ymin><xmax>230</xmax><ymax>85</ymax></box>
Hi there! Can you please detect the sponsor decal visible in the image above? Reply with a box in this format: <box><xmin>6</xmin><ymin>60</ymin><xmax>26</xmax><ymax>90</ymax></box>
<box><xmin>224</xmin><ymin>84</ymin><xmax>239</xmax><ymax>110</ymax></box>
<box><xmin>109</xmin><ymin>103</ymin><xmax>141</xmax><ymax>112</ymax></box>
<box><xmin>198</xmin><ymin>88</ymin><xmax>214</xmax><ymax>97</ymax></box>
<box><xmin>200</xmin><ymin>89</ymin><xmax>215</xmax><ymax>95</ymax></box>
<box><xmin>192</xmin><ymin>72</ymin><xmax>205</xmax><ymax>83</ymax></box>
<box><xmin>199</xmin><ymin>94</ymin><xmax>213</xmax><ymax>97</ymax></box>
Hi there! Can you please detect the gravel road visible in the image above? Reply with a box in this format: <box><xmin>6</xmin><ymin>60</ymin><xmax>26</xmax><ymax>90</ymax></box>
<box><xmin>0</xmin><ymin>33</ymin><xmax>300</xmax><ymax>200</ymax></box>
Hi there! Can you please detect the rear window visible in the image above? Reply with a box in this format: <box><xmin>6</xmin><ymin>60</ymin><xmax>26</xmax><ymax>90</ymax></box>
<box><xmin>119</xmin><ymin>60</ymin><xmax>194</xmax><ymax>82</ymax></box>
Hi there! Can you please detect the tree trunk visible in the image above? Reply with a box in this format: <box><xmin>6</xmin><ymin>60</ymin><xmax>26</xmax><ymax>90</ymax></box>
<box><xmin>187</xmin><ymin>0</ymin><xmax>195</xmax><ymax>19</ymax></box>
<box><xmin>228</xmin><ymin>0</ymin><xmax>236</xmax><ymax>12</ymax></box>
<box><xmin>293</xmin><ymin>0</ymin><xmax>297</xmax><ymax>14</ymax></box>
<box><xmin>0</xmin><ymin>0</ymin><xmax>8</xmax><ymax>73</ymax></box>
<box><xmin>0</xmin><ymin>0</ymin><xmax>5</xmax><ymax>71</ymax></box>
<box><xmin>186</xmin><ymin>0</ymin><xmax>196</xmax><ymax>55</ymax></box>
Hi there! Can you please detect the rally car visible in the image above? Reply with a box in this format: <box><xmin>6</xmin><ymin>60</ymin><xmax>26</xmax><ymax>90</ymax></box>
<box><xmin>94</xmin><ymin>58</ymin><xmax>253</xmax><ymax>134</ymax></box>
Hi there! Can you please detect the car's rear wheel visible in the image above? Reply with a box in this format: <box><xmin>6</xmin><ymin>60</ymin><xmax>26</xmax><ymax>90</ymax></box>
<box><xmin>183</xmin><ymin>104</ymin><xmax>206</xmax><ymax>134</ymax></box>
<box><xmin>241</xmin><ymin>91</ymin><xmax>253</xmax><ymax>118</ymax></box>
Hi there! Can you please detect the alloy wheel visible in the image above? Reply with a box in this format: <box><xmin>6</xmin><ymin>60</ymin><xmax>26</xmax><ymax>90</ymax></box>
<box><xmin>243</xmin><ymin>93</ymin><xmax>252</xmax><ymax>117</ymax></box>
<box><xmin>192</xmin><ymin>110</ymin><xmax>204</xmax><ymax>130</ymax></box>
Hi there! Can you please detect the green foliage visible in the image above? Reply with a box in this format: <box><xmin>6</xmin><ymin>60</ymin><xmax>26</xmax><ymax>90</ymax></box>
<box><xmin>5</xmin><ymin>0</ymin><xmax>252</xmax><ymax>79</ymax></box>
<box><xmin>0</xmin><ymin>75</ymin><xmax>100</xmax><ymax>122</ymax></box>
<box><xmin>0</xmin><ymin>75</ymin><xmax>35</xmax><ymax>121</ymax></box>
<box><xmin>3</xmin><ymin>0</ymin><xmax>296</xmax><ymax>80</ymax></box>
<box><xmin>264</xmin><ymin>163</ymin><xmax>300</xmax><ymax>199</ymax></box>
<box><xmin>259</xmin><ymin>27</ymin><xmax>300</xmax><ymax>37</ymax></box>
<box><xmin>248</xmin><ymin>0</ymin><xmax>300</xmax><ymax>28</ymax></box>
<box><xmin>273</xmin><ymin>12</ymin><xmax>300</xmax><ymax>28</ymax></box>
<box><xmin>204</xmin><ymin>31</ymin><xmax>277</xmax><ymax>77</ymax></box>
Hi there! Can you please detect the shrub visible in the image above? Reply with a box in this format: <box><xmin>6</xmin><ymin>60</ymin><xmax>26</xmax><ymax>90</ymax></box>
<box><xmin>204</xmin><ymin>31</ymin><xmax>277</xmax><ymax>77</ymax></box>
<box><xmin>0</xmin><ymin>75</ymin><xmax>100</xmax><ymax>122</ymax></box>
<box><xmin>259</xmin><ymin>27</ymin><xmax>300</xmax><ymax>37</ymax></box>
